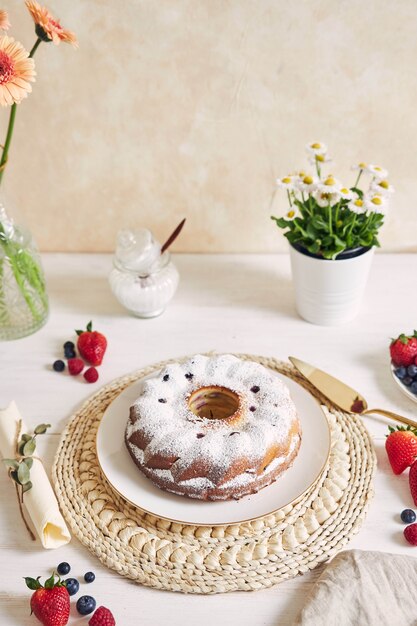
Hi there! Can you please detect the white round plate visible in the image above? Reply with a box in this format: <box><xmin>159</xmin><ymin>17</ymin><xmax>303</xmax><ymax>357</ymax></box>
<box><xmin>390</xmin><ymin>364</ymin><xmax>417</xmax><ymax>404</ymax></box>
<box><xmin>96</xmin><ymin>371</ymin><xmax>331</xmax><ymax>526</ymax></box>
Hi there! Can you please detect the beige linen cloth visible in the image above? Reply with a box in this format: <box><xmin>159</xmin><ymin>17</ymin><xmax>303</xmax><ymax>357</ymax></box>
<box><xmin>0</xmin><ymin>401</ymin><xmax>70</xmax><ymax>548</ymax></box>
<box><xmin>294</xmin><ymin>550</ymin><xmax>417</xmax><ymax>626</ymax></box>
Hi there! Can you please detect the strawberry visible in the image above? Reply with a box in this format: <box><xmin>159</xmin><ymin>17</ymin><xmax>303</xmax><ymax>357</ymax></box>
<box><xmin>25</xmin><ymin>573</ymin><xmax>70</xmax><ymax>626</ymax></box>
<box><xmin>390</xmin><ymin>331</ymin><xmax>417</xmax><ymax>367</ymax></box>
<box><xmin>67</xmin><ymin>357</ymin><xmax>84</xmax><ymax>376</ymax></box>
<box><xmin>385</xmin><ymin>426</ymin><xmax>417</xmax><ymax>474</ymax></box>
<box><xmin>76</xmin><ymin>321</ymin><xmax>107</xmax><ymax>366</ymax></box>
<box><xmin>89</xmin><ymin>606</ymin><xmax>116</xmax><ymax>626</ymax></box>
<box><xmin>404</xmin><ymin>523</ymin><xmax>417</xmax><ymax>546</ymax></box>
<box><xmin>409</xmin><ymin>460</ymin><xmax>417</xmax><ymax>506</ymax></box>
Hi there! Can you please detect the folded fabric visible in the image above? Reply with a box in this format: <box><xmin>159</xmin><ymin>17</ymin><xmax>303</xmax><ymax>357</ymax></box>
<box><xmin>294</xmin><ymin>549</ymin><xmax>417</xmax><ymax>626</ymax></box>
<box><xmin>0</xmin><ymin>401</ymin><xmax>71</xmax><ymax>549</ymax></box>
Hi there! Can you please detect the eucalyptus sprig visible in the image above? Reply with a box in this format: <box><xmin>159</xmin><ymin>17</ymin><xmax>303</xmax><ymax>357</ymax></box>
<box><xmin>3</xmin><ymin>422</ymin><xmax>51</xmax><ymax>495</ymax></box>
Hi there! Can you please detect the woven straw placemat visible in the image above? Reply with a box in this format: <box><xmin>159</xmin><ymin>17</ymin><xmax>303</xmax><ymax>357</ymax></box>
<box><xmin>52</xmin><ymin>355</ymin><xmax>376</xmax><ymax>594</ymax></box>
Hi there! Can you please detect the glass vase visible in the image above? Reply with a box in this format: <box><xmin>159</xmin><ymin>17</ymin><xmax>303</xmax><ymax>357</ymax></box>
<box><xmin>0</xmin><ymin>193</ymin><xmax>48</xmax><ymax>340</ymax></box>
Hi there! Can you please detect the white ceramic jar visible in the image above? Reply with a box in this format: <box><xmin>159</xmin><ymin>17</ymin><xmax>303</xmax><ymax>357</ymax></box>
<box><xmin>289</xmin><ymin>244</ymin><xmax>374</xmax><ymax>325</ymax></box>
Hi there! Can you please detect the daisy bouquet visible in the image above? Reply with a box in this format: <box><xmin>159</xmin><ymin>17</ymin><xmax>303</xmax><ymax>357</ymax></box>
<box><xmin>271</xmin><ymin>142</ymin><xmax>394</xmax><ymax>260</ymax></box>
<box><xmin>0</xmin><ymin>3</ymin><xmax>76</xmax><ymax>335</ymax></box>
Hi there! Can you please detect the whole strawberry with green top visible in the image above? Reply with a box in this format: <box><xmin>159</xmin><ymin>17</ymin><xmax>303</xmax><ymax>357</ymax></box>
<box><xmin>385</xmin><ymin>425</ymin><xmax>417</xmax><ymax>475</ymax></box>
<box><xmin>76</xmin><ymin>321</ymin><xmax>107</xmax><ymax>366</ymax></box>
<box><xmin>390</xmin><ymin>331</ymin><xmax>417</xmax><ymax>367</ymax></box>
<box><xmin>25</xmin><ymin>572</ymin><xmax>70</xmax><ymax>626</ymax></box>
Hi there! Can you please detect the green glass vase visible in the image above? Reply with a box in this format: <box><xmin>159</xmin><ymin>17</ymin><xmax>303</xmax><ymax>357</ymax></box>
<box><xmin>0</xmin><ymin>193</ymin><xmax>48</xmax><ymax>340</ymax></box>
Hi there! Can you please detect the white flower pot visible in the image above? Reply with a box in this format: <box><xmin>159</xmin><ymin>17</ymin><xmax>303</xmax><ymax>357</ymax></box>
<box><xmin>289</xmin><ymin>244</ymin><xmax>374</xmax><ymax>325</ymax></box>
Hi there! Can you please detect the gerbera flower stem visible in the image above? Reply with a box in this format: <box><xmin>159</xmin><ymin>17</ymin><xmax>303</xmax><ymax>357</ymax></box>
<box><xmin>0</xmin><ymin>38</ymin><xmax>42</xmax><ymax>185</ymax></box>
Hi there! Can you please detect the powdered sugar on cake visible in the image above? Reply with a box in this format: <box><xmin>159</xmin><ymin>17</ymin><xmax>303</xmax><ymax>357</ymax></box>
<box><xmin>125</xmin><ymin>354</ymin><xmax>301</xmax><ymax>500</ymax></box>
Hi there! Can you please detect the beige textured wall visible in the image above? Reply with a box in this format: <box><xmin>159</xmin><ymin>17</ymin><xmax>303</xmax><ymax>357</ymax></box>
<box><xmin>2</xmin><ymin>0</ymin><xmax>417</xmax><ymax>252</ymax></box>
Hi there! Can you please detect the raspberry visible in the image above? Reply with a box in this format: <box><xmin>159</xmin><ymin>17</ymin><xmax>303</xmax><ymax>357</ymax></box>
<box><xmin>84</xmin><ymin>367</ymin><xmax>99</xmax><ymax>383</ymax></box>
<box><xmin>404</xmin><ymin>523</ymin><xmax>417</xmax><ymax>546</ymax></box>
<box><xmin>89</xmin><ymin>606</ymin><xmax>116</xmax><ymax>626</ymax></box>
<box><xmin>68</xmin><ymin>358</ymin><xmax>84</xmax><ymax>376</ymax></box>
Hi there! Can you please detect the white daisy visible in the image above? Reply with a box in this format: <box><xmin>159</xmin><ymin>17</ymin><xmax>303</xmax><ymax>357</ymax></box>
<box><xmin>366</xmin><ymin>164</ymin><xmax>388</xmax><ymax>180</ymax></box>
<box><xmin>370</xmin><ymin>179</ymin><xmax>395</xmax><ymax>195</ymax></box>
<box><xmin>363</xmin><ymin>193</ymin><xmax>389</xmax><ymax>214</ymax></box>
<box><xmin>295</xmin><ymin>174</ymin><xmax>319</xmax><ymax>194</ymax></box>
<box><xmin>305</xmin><ymin>141</ymin><xmax>327</xmax><ymax>156</ymax></box>
<box><xmin>352</xmin><ymin>162</ymin><xmax>369</xmax><ymax>172</ymax></box>
<box><xmin>276</xmin><ymin>175</ymin><xmax>296</xmax><ymax>191</ymax></box>
<box><xmin>308</xmin><ymin>153</ymin><xmax>332</xmax><ymax>166</ymax></box>
<box><xmin>319</xmin><ymin>175</ymin><xmax>342</xmax><ymax>194</ymax></box>
<box><xmin>285</xmin><ymin>208</ymin><xmax>299</xmax><ymax>220</ymax></box>
<box><xmin>314</xmin><ymin>189</ymin><xmax>341</xmax><ymax>207</ymax></box>
<box><xmin>348</xmin><ymin>196</ymin><xmax>366</xmax><ymax>214</ymax></box>
<box><xmin>339</xmin><ymin>186</ymin><xmax>354</xmax><ymax>200</ymax></box>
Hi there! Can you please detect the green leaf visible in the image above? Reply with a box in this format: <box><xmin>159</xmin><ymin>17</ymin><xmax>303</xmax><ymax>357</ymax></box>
<box><xmin>75</xmin><ymin>329</ymin><xmax>83</xmax><ymax>336</ymax></box>
<box><xmin>24</xmin><ymin>457</ymin><xmax>33</xmax><ymax>469</ymax></box>
<box><xmin>24</xmin><ymin>576</ymin><xmax>42</xmax><ymax>591</ymax></box>
<box><xmin>3</xmin><ymin>458</ymin><xmax>19</xmax><ymax>470</ymax></box>
<box><xmin>22</xmin><ymin>480</ymin><xmax>33</xmax><ymax>493</ymax></box>
<box><xmin>23</xmin><ymin>439</ymin><xmax>36</xmax><ymax>457</ymax></box>
<box><xmin>10</xmin><ymin>470</ymin><xmax>20</xmax><ymax>484</ymax></box>
<box><xmin>34</xmin><ymin>423</ymin><xmax>51</xmax><ymax>435</ymax></box>
<box><xmin>350</xmin><ymin>186</ymin><xmax>364</xmax><ymax>198</ymax></box>
<box><xmin>86</xmin><ymin>321</ymin><xmax>93</xmax><ymax>332</ymax></box>
<box><xmin>20</xmin><ymin>434</ymin><xmax>31</xmax><ymax>443</ymax></box>
<box><xmin>44</xmin><ymin>572</ymin><xmax>56</xmax><ymax>589</ymax></box>
<box><xmin>17</xmin><ymin>462</ymin><xmax>30</xmax><ymax>485</ymax></box>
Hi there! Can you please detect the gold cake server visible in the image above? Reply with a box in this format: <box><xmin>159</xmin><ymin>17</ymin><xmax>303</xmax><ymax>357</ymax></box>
<box><xmin>289</xmin><ymin>356</ymin><xmax>417</xmax><ymax>429</ymax></box>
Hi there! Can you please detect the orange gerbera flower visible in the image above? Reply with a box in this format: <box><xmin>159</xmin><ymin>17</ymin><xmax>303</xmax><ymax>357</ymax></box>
<box><xmin>25</xmin><ymin>0</ymin><xmax>77</xmax><ymax>48</ymax></box>
<box><xmin>0</xmin><ymin>36</ymin><xmax>35</xmax><ymax>106</ymax></box>
<box><xmin>0</xmin><ymin>10</ymin><xmax>10</xmax><ymax>31</ymax></box>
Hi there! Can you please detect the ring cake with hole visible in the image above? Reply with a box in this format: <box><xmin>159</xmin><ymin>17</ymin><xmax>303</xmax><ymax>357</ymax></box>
<box><xmin>125</xmin><ymin>354</ymin><xmax>302</xmax><ymax>500</ymax></box>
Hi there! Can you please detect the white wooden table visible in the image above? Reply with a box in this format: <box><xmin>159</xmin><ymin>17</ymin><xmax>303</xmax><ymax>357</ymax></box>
<box><xmin>1</xmin><ymin>253</ymin><xmax>416</xmax><ymax>625</ymax></box>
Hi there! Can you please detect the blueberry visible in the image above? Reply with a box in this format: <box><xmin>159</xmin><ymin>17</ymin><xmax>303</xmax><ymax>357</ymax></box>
<box><xmin>158</xmin><ymin>398</ymin><xmax>167</xmax><ymax>403</ymax></box>
<box><xmin>408</xmin><ymin>365</ymin><xmax>417</xmax><ymax>378</ymax></box>
<box><xmin>401</xmin><ymin>509</ymin><xmax>416</xmax><ymax>524</ymax></box>
<box><xmin>185</xmin><ymin>372</ymin><xmax>194</xmax><ymax>380</ymax></box>
<box><xmin>403</xmin><ymin>376</ymin><xmax>413</xmax><ymax>387</ymax></box>
<box><xmin>53</xmin><ymin>360</ymin><xmax>65</xmax><ymax>372</ymax></box>
<box><xmin>163</xmin><ymin>374</ymin><xmax>169</xmax><ymax>381</ymax></box>
<box><xmin>410</xmin><ymin>382</ymin><xmax>417</xmax><ymax>395</ymax></box>
<box><xmin>250</xmin><ymin>386</ymin><xmax>260</xmax><ymax>393</ymax></box>
<box><xmin>76</xmin><ymin>595</ymin><xmax>96</xmax><ymax>616</ymax></box>
<box><xmin>84</xmin><ymin>571</ymin><xmax>95</xmax><ymax>583</ymax></box>
<box><xmin>64</xmin><ymin>347</ymin><xmax>76</xmax><ymax>359</ymax></box>
<box><xmin>63</xmin><ymin>341</ymin><xmax>75</xmax><ymax>350</ymax></box>
<box><xmin>57</xmin><ymin>562</ymin><xmax>70</xmax><ymax>575</ymax></box>
<box><xmin>395</xmin><ymin>367</ymin><xmax>407</xmax><ymax>380</ymax></box>
<box><xmin>64</xmin><ymin>578</ymin><xmax>79</xmax><ymax>596</ymax></box>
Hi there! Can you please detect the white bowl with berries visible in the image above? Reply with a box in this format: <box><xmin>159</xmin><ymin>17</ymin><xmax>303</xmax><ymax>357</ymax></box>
<box><xmin>390</xmin><ymin>331</ymin><xmax>417</xmax><ymax>404</ymax></box>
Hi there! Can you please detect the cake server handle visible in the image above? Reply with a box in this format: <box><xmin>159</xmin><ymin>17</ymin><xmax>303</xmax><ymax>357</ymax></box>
<box><xmin>362</xmin><ymin>408</ymin><xmax>417</xmax><ymax>430</ymax></box>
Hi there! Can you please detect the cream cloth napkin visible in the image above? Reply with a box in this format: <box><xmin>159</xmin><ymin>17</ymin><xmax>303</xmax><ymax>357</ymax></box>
<box><xmin>294</xmin><ymin>550</ymin><xmax>417</xmax><ymax>626</ymax></box>
<box><xmin>0</xmin><ymin>401</ymin><xmax>70</xmax><ymax>549</ymax></box>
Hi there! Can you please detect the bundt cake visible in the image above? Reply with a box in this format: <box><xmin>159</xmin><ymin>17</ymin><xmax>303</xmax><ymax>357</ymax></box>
<box><xmin>125</xmin><ymin>354</ymin><xmax>301</xmax><ymax>501</ymax></box>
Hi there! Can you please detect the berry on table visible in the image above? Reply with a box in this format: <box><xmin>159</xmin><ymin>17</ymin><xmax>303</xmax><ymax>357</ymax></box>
<box><xmin>385</xmin><ymin>426</ymin><xmax>417</xmax><ymax>475</ymax></box>
<box><xmin>409</xmin><ymin>460</ymin><xmax>417</xmax><ymax>506</ymax></box>
<box><xmin>57</xmin><ymin>562</ymin><xmax>71</xmax><ymax>576</ymax></box>
<box><xmin>89</xmin><ymin>606</ymin><xmax>116</xmax><ymax>626</ymax></box>
<box><xmin>64</xmin><ymin>341</ymin><xmax>75</xmax><ymax>350</ymax></box>
<box><xmin>84</xmin><ymin>367</ymin><xmax>99</xmax><ymax>384</ymax></box>
<box><xmin>401</xmin><ymin>509</ymin><xmax>416</xmax><ymax>524</ymax></box>
<box><xmin>395</xmin><ymin>367</ymin><xmax>407</xmax><ymax>380</ymax></box>
<box><xmin>84</xmin><ymin>571</ymin><xmax>96</xmax><ymax>583</ymax></box>
<box><xmin>76</xmin><ymin>321</ymin><xmax>107</xmax><ymax>366</ymax></box>
<box><xmin>68</xmin><ymin>358</ymin><xmax>84</xmax><ymax>376</ymax></box>
<box><xmin>25</xmin><ymin>572</ymin><xmax>70</xmax><ymax>626</ymax></box>
<box><xmin>76</xmin><ymin>595</ymin><xmax>96</xmax><ymax>616</ymax></box>
<box><xmin>404</xmin><ymin>523</ymin><xmax>417</xmax><ymax>546</ymax></box>
<box><xmin>402</xmin><ymin>376</ymin><xmax>413</xmax><ymax>387</ymax></box>
<box><xmin>390</xmin><ymin>332</ymin><xmax>417</xmax><ymax>367</ymax></box>
<box><xmin>53</xmin><ymin>360</ymin><xmax>66</xmax><ymax>372</ymax></box>
<box><xmin>64</xmin><ymin>577</ymin><xmax>79</xmax><ymax>596</ymax></box>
